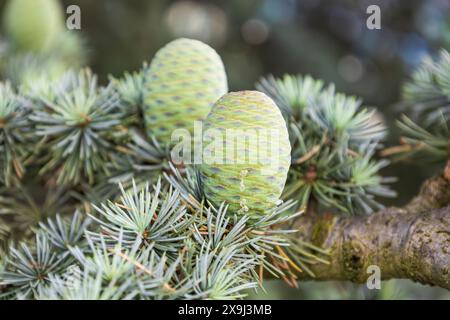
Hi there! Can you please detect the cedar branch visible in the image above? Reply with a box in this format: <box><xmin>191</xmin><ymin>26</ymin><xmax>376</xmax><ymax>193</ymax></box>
<box><xmin>284</xmin><ymin>161</ymin><xmax>450</xmax><ymax>290</ymax></box>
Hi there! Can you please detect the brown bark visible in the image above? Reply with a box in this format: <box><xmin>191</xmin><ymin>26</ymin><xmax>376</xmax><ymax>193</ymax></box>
<box><xmin>288</xmin><ymin>161</ymin><xmax>450</xmax><ymax>290</ymax></box>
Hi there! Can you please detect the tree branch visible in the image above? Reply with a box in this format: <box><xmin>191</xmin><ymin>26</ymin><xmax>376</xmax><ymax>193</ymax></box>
<box><xmin>288</xmin><ymin>161</ymin><xmax>450</xmax><ymax>290</ymax></box>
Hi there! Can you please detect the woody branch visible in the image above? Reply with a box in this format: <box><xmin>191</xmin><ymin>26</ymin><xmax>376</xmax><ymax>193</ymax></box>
<box><xmin>284</xmin><ymin>161</ymin><xmax>450</xmax><ymax>290</ymax></box>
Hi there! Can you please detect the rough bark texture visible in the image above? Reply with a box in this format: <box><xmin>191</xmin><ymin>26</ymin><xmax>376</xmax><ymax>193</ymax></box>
<box><xmin>288</xmin><ymin>161</ymin><xmax>450</xmax><ymax>290</ymax></box>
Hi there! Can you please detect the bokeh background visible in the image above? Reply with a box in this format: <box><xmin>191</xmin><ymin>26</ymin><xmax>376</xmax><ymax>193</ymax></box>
<box><xmin>1</xmin><ymin>0</ymin><xmax>450</xmax><ymax>299</ymax></box>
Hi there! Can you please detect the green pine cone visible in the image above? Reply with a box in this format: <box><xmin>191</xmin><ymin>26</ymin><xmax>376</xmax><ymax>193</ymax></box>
<box><xmin>143</xmin><ymin>38</ymin><xmax>228</xmax><ymax>147</ymax></box>
<box><xmin>3</xmin><ymin>0</ymin><xmax>65</xmax><ymax>52</ymax></box>
<box><xmin>198</xmin><ymin>91</ymin><xmax>291</xmax><ymax>216</ymax></box>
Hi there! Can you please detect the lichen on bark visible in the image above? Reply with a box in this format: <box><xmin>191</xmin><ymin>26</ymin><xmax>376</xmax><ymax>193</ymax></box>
<box><xmin>283</xmin><ymin>161</ymin><xmax>450</xmax><ymax>290</ymax></box>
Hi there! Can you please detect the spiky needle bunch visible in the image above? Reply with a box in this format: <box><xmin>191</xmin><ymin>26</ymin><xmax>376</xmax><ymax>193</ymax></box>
<box><xmin>386</xmin><ymin>49</ymin><xmax>450</xmax><ymax>162</ymax></box>
<box><xmin>257</xmin><ymin>75</ymin><xmax>396</xmax><ymax>214</ymax></box>
<box><xmin>29</xmin><ymin>69</ymin><xmax>125</xmax><ymax>186</ymax></box>
<box><xmin>0</xmin><ymin>82</ymin><xmax>31</xmax><ymax>186</ymax></box>
<box><xmin>86</xmin><ymin>64</ymin><xmax>169</xmax><ymax>201</ymax></box>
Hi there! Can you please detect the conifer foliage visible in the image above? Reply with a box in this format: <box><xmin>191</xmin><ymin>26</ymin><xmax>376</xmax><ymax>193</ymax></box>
<box><xmin>257</xmin><ymin>75</ymin><xmax>396</xmax><ymax>214</ymax></box>
<box><xmin>387</xmin><ymin>50</ymin><xmax>450</xmax><ymax>162</ymax></box>
<box><xmin>0</xmin><ymin>0</ymin><xmax>447</xmax><ymax>300</ymax></box>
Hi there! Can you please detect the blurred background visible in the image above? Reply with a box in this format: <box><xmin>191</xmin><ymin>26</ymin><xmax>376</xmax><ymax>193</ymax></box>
<box><xmin>0</xmin><ymin>0</ymin><xmax>449</xmax><ymax>299</ymax></box>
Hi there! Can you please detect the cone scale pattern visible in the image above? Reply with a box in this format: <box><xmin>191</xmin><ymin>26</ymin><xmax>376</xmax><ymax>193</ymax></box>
<box><xmin>199</xmin><ymin>91</ymin><xmax>291</xmax><ymax>216</ymax></box>
<box><xmin>143</xmin><ymin>38</ymin><xmax>228</xmax><ymax>147</ymax></box>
